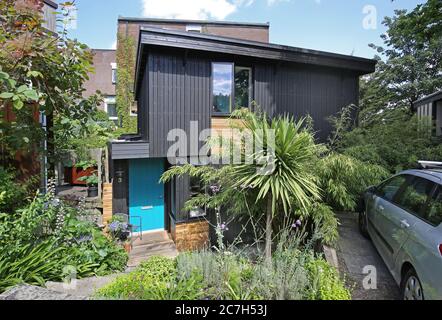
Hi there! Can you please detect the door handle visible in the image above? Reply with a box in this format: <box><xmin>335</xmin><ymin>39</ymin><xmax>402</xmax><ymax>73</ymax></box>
<box><xmin>400</xmin><ymin>219</ymin><xmax>410</xmax><ymax>229</ymax></box>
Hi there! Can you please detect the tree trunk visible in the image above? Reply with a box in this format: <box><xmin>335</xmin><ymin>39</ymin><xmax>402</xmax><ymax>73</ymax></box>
<box><xmin>265</xmin><ymin>195</ymin><xmax>273</xmax><ymax>262</ymax></box>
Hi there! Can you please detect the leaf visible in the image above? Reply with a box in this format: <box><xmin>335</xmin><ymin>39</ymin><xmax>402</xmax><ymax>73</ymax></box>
<box><xmin>13</xmin><ymin>100</ymin><xmax>24</xmax><ymax>110</ymax></box>
<box><xmin>17</xmin><ymin>85</ymin><xmax>28</xmax><ymax>93</ymax></box>
<box><xmin>0</xmin><ymin>92</ymin><xmax>14</xmax><ymax>99</ymax></box>
<box><xmin>24</xmin><ymin>90</ymin><xmax>39</xmax><ymax>101</ymax></box>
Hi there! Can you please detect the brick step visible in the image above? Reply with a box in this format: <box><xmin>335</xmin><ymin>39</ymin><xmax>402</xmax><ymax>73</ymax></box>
<box><xmin>130</xmin><ymin>240</ymin><xmax>175</xmax><ymax>256</ymax></box>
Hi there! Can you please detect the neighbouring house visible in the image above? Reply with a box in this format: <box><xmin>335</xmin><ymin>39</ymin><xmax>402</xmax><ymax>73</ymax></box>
<box><xmin>83</xmin><ymin>49</ymin><xmax>118</xmax><ymax>123</ymax></box>
<box><xmin>107</xmin><ymin>21</ymin><xmax>376</xmax><ymax>251</ymax></box>
<box><xmin>413</xmin><ymin>90</ymin><xmax>442</xmax><ymax>137</ymax></box>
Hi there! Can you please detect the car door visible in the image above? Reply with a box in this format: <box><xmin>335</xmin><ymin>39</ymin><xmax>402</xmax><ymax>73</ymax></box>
<box><xmin>379</xmin><ymin>176</ymin><xmax>436</xmax><ymax>270</ymax></box>
<box><xmin>368</xmin><ymin>174</ymin><xmax>409</xmax><ymax>269</ymax></box>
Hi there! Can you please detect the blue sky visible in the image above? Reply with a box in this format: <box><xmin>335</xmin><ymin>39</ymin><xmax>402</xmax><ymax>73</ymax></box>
<box><xmin>68</xmin><ymin>0</ymin><xmax>425</xmax><ymax>59</ymax></box>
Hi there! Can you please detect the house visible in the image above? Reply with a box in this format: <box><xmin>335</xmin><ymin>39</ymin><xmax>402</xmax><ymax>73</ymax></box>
<box><xmin>107</xmin><ymin>20</ymin><xmax>376</xmax><ymax>251</ymax></box>
<box><xmin>83</xmin><ymin>49</ymin><xmax>118</xmax><ymax>123</ymax></box>
<box><xmin>413</xmin><ymin>90</ymin><xmax>442</xmax><ymax>136</ymax></box>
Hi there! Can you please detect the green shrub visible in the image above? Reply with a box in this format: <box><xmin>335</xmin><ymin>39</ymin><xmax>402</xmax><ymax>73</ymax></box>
<box><xmin>306</xmin><ymin>257</ymin><xmax>351</xmax><ymax>300</ymax></box>
<box><xmin>0</xmin><ymin>190</ymin><xmax>128</xmax><ymax>292</ymax></box>
<box><xmin>0</xmin><ymin>241</ymin><xmax>65</xmax><ymax>292</ymax></box>
<box><xmin>96</xmin><ymin>256</ymin><xmax>205</xmax><ymax>300</ymax></box>
<box><xmin>316</xmin><ymin>153</ymin><xmax>389</xmax><ymax>211</ymax></box>
<box><xmin>0</xmin><ymin>167</ymin><xmax>36</xmax><ymax>212</ymax></box>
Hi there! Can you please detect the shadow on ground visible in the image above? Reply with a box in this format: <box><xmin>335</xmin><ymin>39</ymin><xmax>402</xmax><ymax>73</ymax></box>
<box><xmin>336</xmin><ymin>212</ymin><xmax>400</xmax><ymax>300</ymax></box>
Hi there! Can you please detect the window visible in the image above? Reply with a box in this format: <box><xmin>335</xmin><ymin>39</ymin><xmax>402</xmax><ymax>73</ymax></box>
<box><xmin>189</xmin><ymin>176</ymin><xmax>206</xmax><ymax>218</ymax></box>
<box><xmin>234</xmin><ymin>66</ymin><xmax>252</xmax><ymax>109</ymax></box>
<box><xmin>111</xmin><ymin>62</ymin><xmax>117</xmax><ymax>84</ymax></box>
<box><xmin>104</xmin><ymin>96</ymin><xmax>118</xmax><ymax>122</ymax></box>
<box><xmin>212</xmin><ymin>63</ymin><xmax>253</xmax><ymax>115</ymax></box>
<box><xmin>212</xmin><ymin>63</ymin><xmax>233</xmax><ymax>114</ymax></box>
<box><xmin>396</xmin><ymin>177</ymin><xmax>435</xmax><ymax>218</ymax></box>
<box><xmin>426</xmin><ymin>186</ymin><xmax>442</xmax><ymax>226</ymax></box>
<box><xmin>376</xmin><ymin>175</ymin><xmax>408</xmax><ymax>202</ymax></box>
<box><xmin>186</xmin><ymin>24</ymin><xmax>202</xmax><ymax>33</ymax></box>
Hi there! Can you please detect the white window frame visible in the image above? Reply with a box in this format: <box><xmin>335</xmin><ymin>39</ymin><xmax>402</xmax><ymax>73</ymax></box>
<box><xmin>111</xmin><ymin>62</ymin><xmax>117</xmax><ymax>84</ymax></box>
<box><xmin>186</xmin><ymin>24</ymin><xmax>202</xmax><ymax>33</ymax></box>
<box><xmin>104</xmin><ymin>96</ymin><xmax>118</xmax><ymax>121</ymax></box>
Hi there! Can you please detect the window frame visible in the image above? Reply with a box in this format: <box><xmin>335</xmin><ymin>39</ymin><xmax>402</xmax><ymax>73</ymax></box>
<box><xmin>104</xmin><ymin>96</ymin><xmax>118</xmax><ymax>121</ymax></box>
<box><xmin>423</xmin><ymin>185</ymin><xmax>442</xmax><ymax>227</ymax></box>
<box><xmin>375</xmin><ymin>174</ymin><xmax>411</xmax><ymax>204</ymax></box>
<box><xmin>111</xmin><ymin>62</ymin><xmax>117</xmax><ymax>84</ymax></box>
<box><xmin>211</xmin><ymin>62</ymin><xmax>253</xmax><ymax>116</ymax></box>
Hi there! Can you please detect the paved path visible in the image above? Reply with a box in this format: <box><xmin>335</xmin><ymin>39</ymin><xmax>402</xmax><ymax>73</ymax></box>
<box><xmin>336</xmin><ymin>212</ymin><xmax>400</xmax><ymax>300</ymax></box>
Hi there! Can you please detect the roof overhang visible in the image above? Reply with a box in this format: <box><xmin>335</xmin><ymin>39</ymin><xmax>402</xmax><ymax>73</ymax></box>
<box><xmin>135</xmin><ymin>27</ymin><xmax>377</xmax><ymax>99</ymax></box>
<box><xmin>118</xmin><ymin>17</ymin><xmax>269</xmax><ymax>28</ymax></box>
<box><xmin>413</xmin><ymin>90</ymin><xmax>442</xmax><ymax>108</ymax></box>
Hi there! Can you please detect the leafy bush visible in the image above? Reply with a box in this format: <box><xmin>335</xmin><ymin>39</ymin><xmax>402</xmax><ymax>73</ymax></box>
<box><xmin>338</xmin><ymin>115</ymin><xmax>442</xmax><ymax>173</ymax></box>
<box><xmin>0</xmin><ymin>188</ymin><xmax>128</xmax><ymax>292</ymax></box>
<box><xmin>315</xmin><ymin>153</ymin><xmax>389</xmax><ymax>211</ymax></box>
<box><xmin>96</xmin><ymin>256</ymin><xmax>204</xmax><ymax>300</ymax></box>
<box><xmin>97</xmin><ymin>232</ymin><xmax>351</xmax><ymax>300</ymax></box>
<box><xmin>306</xmin><ymin>257</ymin><xmax>351</xmax><ymax>300</ymax></box>
<box><xmin>0</xmin><ymin>167</ymin><xmax>36</xmax><ymax>212</ymax></box>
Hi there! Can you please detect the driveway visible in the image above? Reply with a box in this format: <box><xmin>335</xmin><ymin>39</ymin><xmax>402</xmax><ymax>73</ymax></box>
<box><xmin>336</xmin><ymin>212</ymin><xmax>400</xmax><ymax>300</ymax></box>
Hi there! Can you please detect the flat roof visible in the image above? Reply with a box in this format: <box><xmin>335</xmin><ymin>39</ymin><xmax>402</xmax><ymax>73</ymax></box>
<box><xmin>413</xmin><ymin>90</ymin><xmax>442</xmax><ymax>107</ymax></box>
<box><xmin>134</xmin><ymin>27</ymin><xmax>376</xmax><ymax>98</ymax></box>
<box><xmin>43</xmin><ymin>0</ymin><xmax>58</xmax><ymax>9</ymax></box>
<box><xmin>118</xmin><ymin>16</ymin><xmax>269</xmax><ymax>28</ymax></box>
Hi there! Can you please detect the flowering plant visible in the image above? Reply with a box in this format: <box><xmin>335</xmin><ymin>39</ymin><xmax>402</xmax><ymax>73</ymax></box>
<box><xmin>108</xmin><ymin>219</ymin><xmax>131</xmax><ymax>241</ymax></box>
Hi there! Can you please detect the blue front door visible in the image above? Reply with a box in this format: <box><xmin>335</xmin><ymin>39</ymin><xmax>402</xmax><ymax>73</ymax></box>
<box><xmin>129</xmin><ymin>158</ymin><xmax>165</xmax><ymax>232</ymax></box>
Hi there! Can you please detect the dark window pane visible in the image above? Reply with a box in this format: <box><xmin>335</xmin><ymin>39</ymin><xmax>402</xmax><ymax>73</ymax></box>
<box><xmin>396</xmin><ymin>177</ymin><xmax>435</xmax><ymax>217</ymax></box>
<box><xmin>234</xmin><ymin>66</ymin><xmax>251</xmax><ymax>109</ymax></box>
<box><xmin>213</xmin><ymin>63</ymin><xmax>232</xmax><ymax>114</ymax></box>
<box><xmin>107</xmin><ymin>103</ymin><xmax>117</xmax><ymax>118</ymax></box>
<box><xmin>376</xmin><ymin>175</ymin><xmax>408</xmax><ymax>202</ymax></box>
<box><xmin>426</xmin><ymin>187</ymin><xmax>442</xmax><ymax>225</ymax></box>
<box><xmin>112</xmin><ymin>69</ymin><xmax>117</xmax><ymax>84</ymax></box>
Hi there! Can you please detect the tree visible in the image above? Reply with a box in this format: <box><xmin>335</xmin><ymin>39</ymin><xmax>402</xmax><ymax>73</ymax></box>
<box><xmin>359</xmin><ymin>0</ymin><xmax>442</xmax><ymax>126</ymax></box>
<box><xmin>0</xmin><ymin>1</ymin><xmax>101</xmax><ymax>167</ymax></box>
<box><xmin>161</xmin><ymin>109</ymin><xmax>321</xmax><ymax>261</ymax></box>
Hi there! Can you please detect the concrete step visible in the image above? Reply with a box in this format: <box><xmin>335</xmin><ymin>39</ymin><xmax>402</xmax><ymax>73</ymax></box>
<box><xmin>130</xmin><ymin>240</ymin><xmax>175</xmax><ymax>256</ymax></box>
<box><xmin>131</xmin><ymin>230</ymin><xmax>171</xmax><ymax>246</ymax></box>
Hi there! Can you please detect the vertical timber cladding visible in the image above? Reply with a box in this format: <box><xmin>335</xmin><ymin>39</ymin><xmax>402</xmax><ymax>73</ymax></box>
<box><xmin>147</xmin><ymin>50</ymin><xmax>212</xmax><ymax>157</ymax></box>
<box><xmin>254</xmin><ymin>63</ymin><xmax>359</xmax><ymax>141</ymax></box>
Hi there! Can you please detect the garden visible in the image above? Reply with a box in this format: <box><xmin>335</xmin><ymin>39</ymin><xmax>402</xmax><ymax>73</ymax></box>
<box><xmin>0</xmin><ymin>0</ymin><xmax>440</xmax><ymax>301</ymax></box>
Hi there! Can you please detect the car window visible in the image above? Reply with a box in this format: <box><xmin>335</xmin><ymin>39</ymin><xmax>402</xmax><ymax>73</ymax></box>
<box><xmin>395</xmin><ymin>177</ymin><xmax>435</xmax><ymax>218</ymax></box>
<box><xmin>426</xmin><ymin>187</ymin><xmax>442</xmax><ymax>226</ymax></box>
<box><xmin>376</xmin><ymin>175</ymin><xmax>408</xmax><ymax>202</ymax></box>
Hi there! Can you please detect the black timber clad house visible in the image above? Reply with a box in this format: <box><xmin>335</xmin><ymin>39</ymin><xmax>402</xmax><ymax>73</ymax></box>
<box><xmin>413</xmin><ymin>90</ymin><xmax>442</xmax><ymax>137</ymax></box>
<box><xmin>109</xmin><ymin>26</ymin><xmax>376</xmax><ymax>246</ymax></box>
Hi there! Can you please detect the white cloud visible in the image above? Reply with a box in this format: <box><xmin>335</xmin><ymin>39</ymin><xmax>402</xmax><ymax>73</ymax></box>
<box><xmin>141</xmin><ymin>0</ymin><xmax>239</xmax><ymax>20</ymax></box>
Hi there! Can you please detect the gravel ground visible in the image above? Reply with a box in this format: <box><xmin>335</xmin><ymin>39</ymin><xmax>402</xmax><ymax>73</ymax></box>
<box><xmin>336</xmin><ymin>212</ymin><xmax>401</xmax><ymax>300</ymax></box>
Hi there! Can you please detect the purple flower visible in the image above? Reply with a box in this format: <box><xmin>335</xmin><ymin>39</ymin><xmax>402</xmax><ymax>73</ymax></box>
<box><xmin>210</xmin><ymin>185</ymin><xmax>220</xmax><ymax>194</ymax></box>
<box><xmin>296</xmin><ymin>219</ymin><xmax>302</xmax><ymax>226</ymax></box>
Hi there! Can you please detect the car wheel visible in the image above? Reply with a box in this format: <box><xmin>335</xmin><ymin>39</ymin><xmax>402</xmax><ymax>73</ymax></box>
<box><xmin>358</xmin><ymin>208</ymin><xmax>369</xmax><ymax>239</ymax></box>
<box><xmin>401</xmin><ymin>268</ymin><xmax>424</xmax><ymax>300</ymax></box>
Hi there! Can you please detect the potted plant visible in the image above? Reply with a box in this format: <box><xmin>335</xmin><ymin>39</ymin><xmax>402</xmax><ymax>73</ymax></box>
<box><xmin>79</xmin><ymin>173</ymin><xmax>99</xmax><ymax>197</ymax></box>
<box><xmin>70</xmin><ymin>159</ymin><xmax>98</xmax><ymax>185</ymax></box>
<box><xmin>108</xmin><ymin>217</ymin><xmax>131</xmax><ymax>244</ymax></box>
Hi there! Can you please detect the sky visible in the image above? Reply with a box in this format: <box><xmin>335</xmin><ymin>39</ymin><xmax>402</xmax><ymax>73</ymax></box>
<box><xmin>67</xmin><ymin>0</ymin><xmax>426</xmax><ymax>59</ymax></box>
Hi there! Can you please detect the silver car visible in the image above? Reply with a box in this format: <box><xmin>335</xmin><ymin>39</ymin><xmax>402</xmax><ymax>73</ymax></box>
<box><xmin>358</xmin><ymin>167</ymin><xmax>442</xmax><ymax>300</ymax></box>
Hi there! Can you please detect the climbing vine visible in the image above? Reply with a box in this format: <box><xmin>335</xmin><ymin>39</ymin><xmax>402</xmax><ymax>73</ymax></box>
<box><xmin>115</xmin><ymin>34</ymin><xmax>137</xmax><ymax>134</ymax></box>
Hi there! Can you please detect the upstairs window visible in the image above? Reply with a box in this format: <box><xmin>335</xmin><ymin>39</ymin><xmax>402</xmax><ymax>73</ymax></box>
<box><xmin>212</xmin><ymin>63</ymin><xmax>252</xmax><ymax>115</ymax></box>
<box><xmin>186</xmin><ymin>24</ymin><xmax>202</xmax><ymax>33</ymax></box>
<box><xmin>234</xmin><ymin>66</ymin><xmax>252</xmax><ymax>109</ymax></box>
<box><xmin>111</xmin><ymin>63</ymin><xmax>117</xmax><ymax>84</ymax></box>
<box><xmin>212</xmin><ymin>63</ymin><xmax>233</xmax><ymax>114</ymax></box>
<box><xmin>104</xmin><ymin>96</ymin><xmax>118</xmax><ymax>123</ymax></box>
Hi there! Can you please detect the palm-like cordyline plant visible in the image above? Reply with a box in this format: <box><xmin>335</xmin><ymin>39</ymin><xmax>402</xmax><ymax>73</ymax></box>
<box><xmin>231</xmin><ymin>110</ymin><xmax>321</xmax><ymax>260</ymax></box>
